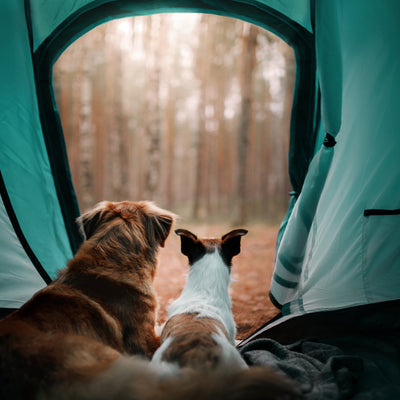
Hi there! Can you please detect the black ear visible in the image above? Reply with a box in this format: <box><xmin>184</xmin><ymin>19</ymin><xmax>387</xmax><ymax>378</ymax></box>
<box><xmin>77</xmin><ymin>201</ymin><xmax>109</xmax><ymax>239</ymax></box>
<box><xmin>175</xmin><ymin>229</ymin><xmax>205</xmax><ymax>265</ymax></box>
<box><xmin>220</xmin><ymin>229</ymin><xmax>248</xmax><ymax>265</ymax></box>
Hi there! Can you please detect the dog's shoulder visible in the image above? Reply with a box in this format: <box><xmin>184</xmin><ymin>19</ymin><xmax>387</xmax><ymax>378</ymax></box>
<box><xmin>2</xmin><ymin>282</ymin><xmax>124</xmax><ymax>350</ymax></box>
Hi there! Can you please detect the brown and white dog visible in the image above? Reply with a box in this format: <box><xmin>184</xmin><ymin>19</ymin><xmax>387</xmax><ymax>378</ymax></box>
<box><xmin>151</xmin><ymin>229</ymin><xmax>300</xmax><ymax>400</ymax></box>
<box><xmin>152</xmin><ymin>228</ymin><xmax>249</xmax><ymax>371</ymax></box>
<box><xmin>0</xmin><ymin>200</ymin><xmax>175</xmax><ymax>400</ymax></box>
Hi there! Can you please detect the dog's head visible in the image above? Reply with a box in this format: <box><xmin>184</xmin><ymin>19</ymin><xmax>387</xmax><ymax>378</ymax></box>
<box><xmin>77</xmin><ymin>201</ymin><xmax>176</xmax><ymax>256</ymax></box>
<box><xmin>175</xmin><ymin>228</ymin><xmax>248</xmax><ymax>267</ymax></box>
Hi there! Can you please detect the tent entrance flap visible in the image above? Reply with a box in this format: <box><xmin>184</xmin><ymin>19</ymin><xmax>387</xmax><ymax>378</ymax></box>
<box><xmin>270</xmin><ymin>0</ymin><xmax>400</xmax><ymax>317</ymax></box>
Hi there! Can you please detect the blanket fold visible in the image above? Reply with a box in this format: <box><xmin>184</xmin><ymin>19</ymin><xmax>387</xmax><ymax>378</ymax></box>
<box><xmin>240</xmin><ymin>336</ymin><xmax>399</xmax><ymax>399</ymax></box>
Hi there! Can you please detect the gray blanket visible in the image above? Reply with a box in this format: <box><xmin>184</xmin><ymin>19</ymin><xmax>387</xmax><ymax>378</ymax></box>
<box><xmin>239</xmin><ymin>336</ymin><xmax>400</xmax><ymax>399</ymax></box>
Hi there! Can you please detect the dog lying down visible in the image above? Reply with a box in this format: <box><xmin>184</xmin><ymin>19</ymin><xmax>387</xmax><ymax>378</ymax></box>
<box><xmin>0</xmin><ymin>201</ymin><xmax>300</xmax><ymax>400</ymax></box>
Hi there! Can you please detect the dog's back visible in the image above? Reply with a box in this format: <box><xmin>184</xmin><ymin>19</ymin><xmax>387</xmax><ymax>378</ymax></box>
<box><xmin>0</xmin><ymin>318</ymin><xmax>121</xmax><ymax>400</ymax></box>
<box><xmin>0</xmin><ymin>201</ymin><xmax>175</xmax><ymax>400</ymax></box>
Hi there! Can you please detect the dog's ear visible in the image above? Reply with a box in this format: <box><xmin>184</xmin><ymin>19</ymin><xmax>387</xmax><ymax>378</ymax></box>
<box><xmin>175</xmin><ymin>229</ymin><xmax>205</xmax><ymax>265</ymax></box>
<box><xmin>141</xmin><ymin>202</ymin><xmax>176</xmax><ymax>248</ymax></box>
<box><xmin>77</xmin><ymin>201</ymin><xmax>110</xmax><ymax>239</ymax></box>
<box><xmin>220</xmin><ymin>229</ymin><xmax>248</xmax><ymax>265</ymax></box>
<box><xmin>151</xmin><ymin>214</ymin><xmax>175</xmax><ymax>248</ymax></box>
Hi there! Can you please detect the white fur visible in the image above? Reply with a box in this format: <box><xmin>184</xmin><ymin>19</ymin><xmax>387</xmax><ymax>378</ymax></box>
<box><xmin>211</xmin><ymin>327</ymin><xmax>248</xmax><ymax>370</ymax></box>
<box><xmin>167</xmin><ymin>250</ymin><xmax>236</xmax><ymax>343</ymax></box>
<box><xmin>151</xmin><ymin>337</ymin><xmax>173</xmax><ymax>365</ymax></box>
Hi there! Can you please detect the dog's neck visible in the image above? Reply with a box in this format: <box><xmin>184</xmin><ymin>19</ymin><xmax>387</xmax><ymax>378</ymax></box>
<box><xmin>167</xmin><ymin>249</ymin><xmax>236</xmax><ymax>342</ymax></box>
<box><xmin>71</xmin><ymin>238</ymin><xmax>157</xmax><ymax>279</ymax></box>
<box><xmin>59</xmin><ymin>242</ymin><xmax>158</xmax><ymax>307</ymax></box>
<box><xmin>184</xmin><ymin>250</ymin><xmax>231</xmax><ymax>298</ymax></box>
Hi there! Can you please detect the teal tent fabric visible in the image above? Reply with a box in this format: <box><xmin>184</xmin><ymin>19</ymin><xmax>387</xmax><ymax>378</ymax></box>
<box><xmin>314</xmin><ymin>0</ymin><xmax>342</xmax><ymax>136</ymax></box>
<box><xmin>0</xmin><ymin>1</ymin><xmax>73</xmax><ymax>283</ymax></box>
<box><xmin>272</xmin><ymin>144</ymin><xmax>335</xmax><ymax>313</ymax></box>
<box><xmin>29</xmin><ymin>0</ymin><xmax>312</xmax><ymax>53</ymax></box>
<box><xmin>270</xmin><ymin>0</ymin><xmax>400</xmax><ymax>315</ymax></box>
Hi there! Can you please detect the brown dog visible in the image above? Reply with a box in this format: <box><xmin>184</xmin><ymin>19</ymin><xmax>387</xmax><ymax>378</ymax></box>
<box><xmin>0</xmin><ymin>200</ymin><xmax>175</xmax><ymax>400</ymax></box>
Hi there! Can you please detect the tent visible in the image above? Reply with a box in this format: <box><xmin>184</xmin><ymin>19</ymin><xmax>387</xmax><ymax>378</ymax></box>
<box><xmin>0</xmin><ymin>0</ymin><xmax>399</xmax><ymax>396</ymax></box>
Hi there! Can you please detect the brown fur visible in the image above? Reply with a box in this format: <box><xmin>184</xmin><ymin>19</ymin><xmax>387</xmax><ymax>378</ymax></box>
<box><xmin>160</xmin><ymin>313</ymin><xmax>229</xmax><ymax>368</ymax></box>
<box><xmin>0</xmin><ymin>200</ymin><xmax>175</xmax><ymax>400</ymax></box>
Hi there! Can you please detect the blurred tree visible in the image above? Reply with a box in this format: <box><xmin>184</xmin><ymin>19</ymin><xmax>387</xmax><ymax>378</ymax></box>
<box><xmin>235</xmin><ymin>22</ymin><xmax>258</xmax><ymax>224</ymax></box>
<box><xmin>143</xmin><ymin>15</ymin><xmax>163</xmax><ymax>202</ymax></box>
<box><xmin>193</xmin><ymin>14</ymin><xmax>211</xmax><ymax>219</ymax></box>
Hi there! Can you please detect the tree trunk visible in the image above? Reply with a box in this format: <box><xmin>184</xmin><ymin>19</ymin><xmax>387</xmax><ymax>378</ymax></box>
<box><xmin>235</xmin><ymin>22</ymin><xmax>258</xmax><ymax>225</ymax></box>
<box><xmin>267</xmin><ymin>42</ymin><xmax>294</xmax><ymax>218</ymax></box>
<box><xmin>144</xmin><ymin>15</ymin><xmax>163</xmax><ymax>202</ymax></box>
<box><xmin>193</xmin><ymin>15</ymin><xmax>211</xmax><ymax>219</ymax></box>
<box><xmin>165</xmin><ymin>82</ymin><xmax>175</xmax><ymax>209</ymax></box>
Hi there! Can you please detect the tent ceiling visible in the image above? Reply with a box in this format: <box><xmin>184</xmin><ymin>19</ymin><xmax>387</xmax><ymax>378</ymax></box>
<box><xmin>29</xmin><ymin>0</ymin><xmax>312</xmax><ymax>53</ymax></box>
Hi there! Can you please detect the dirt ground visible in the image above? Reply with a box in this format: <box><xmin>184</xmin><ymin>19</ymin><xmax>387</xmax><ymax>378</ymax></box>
<box><xmin>154</xmin><ymin>223</ymin><xmax>280</xmax><ymax>341</ymax></box>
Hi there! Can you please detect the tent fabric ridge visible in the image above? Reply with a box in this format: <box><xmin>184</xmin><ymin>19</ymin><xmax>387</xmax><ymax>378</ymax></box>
<box><xmin>268</xmin><ymin>292</ymin><xmax>283</xmax><ymax>310</ymax></box>
<box><xmin>309</xmin><ymin>0</ymin><xmax>316</xmax><ymax>33</ymax></box>
<box><xmin>299</xmin><ymin>206</ymin><xmax>313</xmax><ymax>231</ymax></box>
<box><xmin>230</xmin><ymin>0</ymin><xmax>312</xmax><ymax>35</ymax></box>
<box><xmin>0</xmin><ymin>171</ymin><xmax>51</xmax><ymax>285</ymax></box>
<box><xmin>277</xmin><ymin>252</ymin><xmax>303</xmax><ymax>275</ymax></box>
<box><xmin>363</xmin><ymin>209</ymin><xmax>400</xmax><ymax>217</ymax></box>
<box><xmin>282</xmin><ymin>298</ymin><xmax>304</xmax><ymax>315</ymax></box>
<box><xmin>31</xmin><ymin>50</ymin><xmax>83</xmax><ymax>255</ymax></box>
<box><xmin>24</xmin><ymin>0</ymin><xmax>34</xmax><ymax>53</ymax></box>
<box><xmin>272</xmin><ymin>273</ymin><xmax>299</xmax><ymax>289</ymax></box>
<box><xmin>287</xmin><ymin>40</ymin><xmax>317</xmax><ymax>193</ymax></box>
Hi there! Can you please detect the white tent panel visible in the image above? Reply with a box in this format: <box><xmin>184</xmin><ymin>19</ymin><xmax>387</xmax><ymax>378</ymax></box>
<box><xmin>0</xmin><ymin>197</ymin><xmax>46</xmax><ymax>309</ymax></box>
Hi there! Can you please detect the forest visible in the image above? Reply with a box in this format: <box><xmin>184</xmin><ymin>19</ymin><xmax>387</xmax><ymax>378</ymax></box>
<box><xmin>53</xmin><ymin>13</ymin><xmax>295</xmax><ymax>224</ymax></box>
